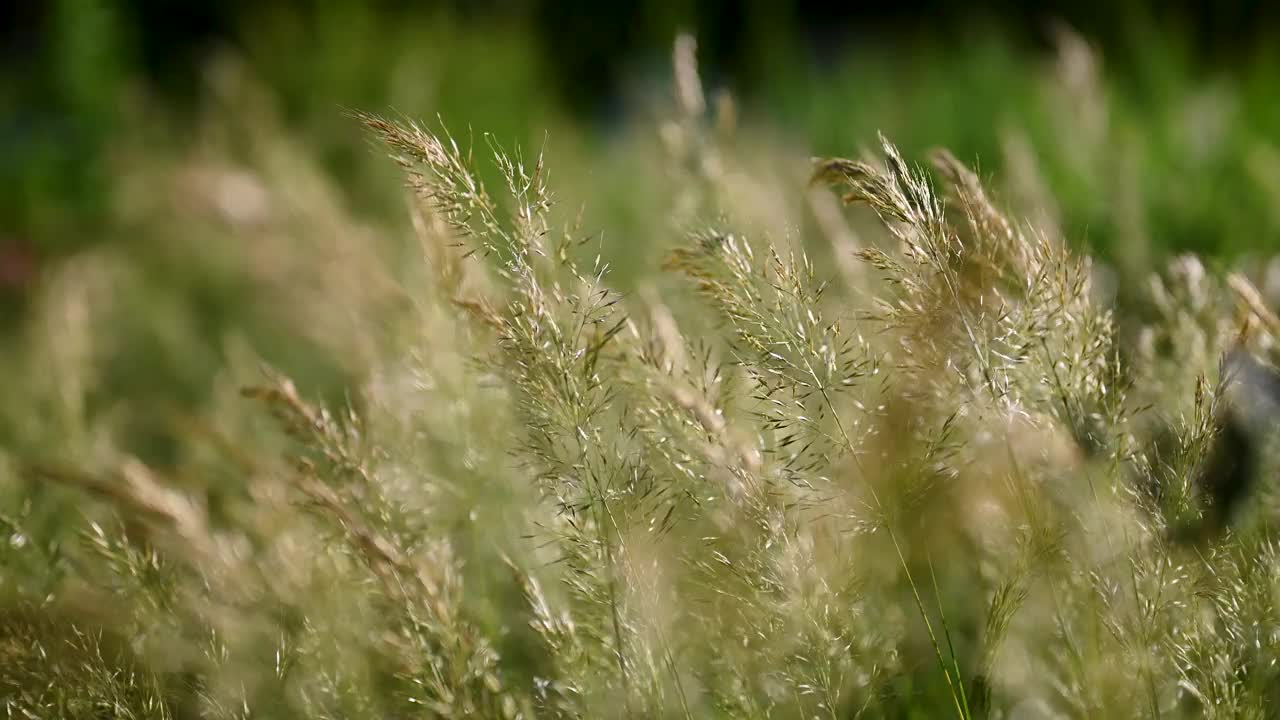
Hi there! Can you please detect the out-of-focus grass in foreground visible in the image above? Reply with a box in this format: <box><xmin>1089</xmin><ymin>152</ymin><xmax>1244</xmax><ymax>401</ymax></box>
<box><xmin>7</xmin><ymin>8</ymin><xmax>1280</xmax><ymax>717</ymax></box>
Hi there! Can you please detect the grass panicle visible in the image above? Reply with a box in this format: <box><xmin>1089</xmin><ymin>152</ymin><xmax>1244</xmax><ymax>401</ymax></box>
<box><xmin>6</xmin><ymin>35</ymin><xmax>1280</xmax><ymax>720</ymax></box>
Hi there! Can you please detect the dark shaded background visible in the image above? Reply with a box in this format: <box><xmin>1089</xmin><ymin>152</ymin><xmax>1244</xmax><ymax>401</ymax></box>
<box><xmin>5</xmin><ymin>0</ymin><xmax>1278</xmax><ymax>112</ymax></box>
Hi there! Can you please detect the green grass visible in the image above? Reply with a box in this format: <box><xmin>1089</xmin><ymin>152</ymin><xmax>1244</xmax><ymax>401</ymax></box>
<box><xmin>8</xmin><ymin>20</ymin><xmax>1280</xmax><ymax>718</ymax></box>
<box><xmin>761</xmin><ymin>27</ymin><xmax>1280</xmax><ymax>265</ymax></box>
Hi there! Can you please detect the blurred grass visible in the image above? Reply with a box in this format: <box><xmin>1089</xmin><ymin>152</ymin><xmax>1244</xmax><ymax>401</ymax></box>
<box><xmin>9</xmin><ymin>1</ymin><xmax>1276</xmax><ymax>466</ymax></box>
<box><xmin>762</xmin><ymin>25</ymin><xmax>1280</xmax><ymax>264</ymax></box>
<box><xmin>4</xmin><ymin>0</ymin><xmax>1280</xmax><ymax>557</ymax></box>
<box><xmin>11</xmin><ymin>3</ymin><xmax>1280</xmax><ymax>267</ymax></box>
<box><xmin>7</xmin><ymin>4</ymin><xmax>1280</xmax><ymax>714</ymax></box>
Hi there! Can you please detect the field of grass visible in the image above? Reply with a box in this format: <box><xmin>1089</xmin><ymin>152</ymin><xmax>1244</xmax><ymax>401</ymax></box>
<box><xmin>6</xmin><ymin>10</ymin><xmax>1280</xmax><ymax>717</ymax></box>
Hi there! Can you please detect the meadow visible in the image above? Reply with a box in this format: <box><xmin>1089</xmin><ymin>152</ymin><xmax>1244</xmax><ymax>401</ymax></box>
<box><xmin>5</xmin><ymin>10</ymin><xmax>1280</xmax><ymax>717</ymax></box>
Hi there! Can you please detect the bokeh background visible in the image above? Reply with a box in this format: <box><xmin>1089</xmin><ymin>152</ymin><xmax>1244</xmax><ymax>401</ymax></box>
<box><xmin>4</xmin><ymin>0</ymin><xmax>1280</xmax><ymax>468</ymax></box>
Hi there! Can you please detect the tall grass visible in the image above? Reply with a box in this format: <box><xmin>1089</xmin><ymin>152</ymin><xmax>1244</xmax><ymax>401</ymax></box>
<box><xmin>5</xmin><ymin>36</ymin><xmax>1280</xmax><ymax>718</ymax></box>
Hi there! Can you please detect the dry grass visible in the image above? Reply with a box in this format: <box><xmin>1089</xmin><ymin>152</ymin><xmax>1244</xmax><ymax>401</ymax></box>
<box><xmin>5</xmin><ymin>36</ymin><xmax>1280</xmax><ymax>719</ymax></box>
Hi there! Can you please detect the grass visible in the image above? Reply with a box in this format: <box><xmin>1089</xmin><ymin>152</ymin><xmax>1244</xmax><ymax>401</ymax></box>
<box><xmin>6</xmin><ymin>29</ymin><xmax>1280</xmax><ymax>719</ymax></box>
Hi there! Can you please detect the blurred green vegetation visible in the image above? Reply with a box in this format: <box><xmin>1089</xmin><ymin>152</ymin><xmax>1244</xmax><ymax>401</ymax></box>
<box><xmin>8</xmin><ymin>3</ymin><xmax>1280</xmax><ymax>714</ymax></box>
<box><xmin>10</xmin><ymin>1</ymin><xmax>1280</xmax><ymax>262</ymax></box>
<box><xmin>5</xmin><ymin>0</ymin><xmax>1280</xmax><ymax>465</ymax></box>
<box><xmin>764</xmin><ymin>26</ymin><xmax>1280</xmax><ymax>263</ymax></box>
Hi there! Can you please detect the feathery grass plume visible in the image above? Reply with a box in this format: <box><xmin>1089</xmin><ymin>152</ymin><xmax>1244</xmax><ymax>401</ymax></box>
<box><xmin>12</xmin><ymin>363</ymin><xmax>521</xmax><ymax>718</ymax></box>
<box><xmin>625</xmin><ymin>276</ymin><xmax>899</xmax><ymax>717</ymax></box>
<box><xmin>364</xmin><ymin>112</ymin><xmax>691</xmax><ymax>717</ymax></box>
<box><xmin>663</xmin><ymin>33</ymin><xmax>718</xmax><ymax>227</ymax></box>
<box><xmin>15</xmin><ymin>29</ymin><xmax>1280</xmax><ymax>719</ymax></box>
<box><xmin>645</xmin><ymin>40</ymin><xmax>908</xmax><ymax>715</ymax></box>
<box><xmin>0</xmin><ymin>606</ymin><xmax>170</xmax><ymax>719</ymax></box>
<box><xmin>242</xmin><ymin>374</ymin><xmax>521</xmax><ymax>718</ymax></box>
<box><xmin>813</xmin><ymin>138</ymin><xmax>1194</xmax><ymax>716</ymax></box>
<box><xmin>1127</xmin><ymin>259</ymin><xmax>1280</xmax><ymax>538</ymax></box>
<box><xmin>817</xmin><ymin>140</ymin><xmax>1123</xmax><ymax>455</ymax></box>
<box><xmin>664</xmin><ymin>231</ymin><xmax>880</xmax><ymax>497</ymax></box>
<box><xmin>1</xmin><ymin>489</ymin><xmax>170</xmax><ymax>719</ymax></box>
<box><xmin>1169</xmin><ymin>538</ymin><xmax>1280</xmax><ymax>717</ymax></box>
<box><xmin>662</xmin><ymin>225</ymin><xmax>969</xmax><ymax>714</ymax></box>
